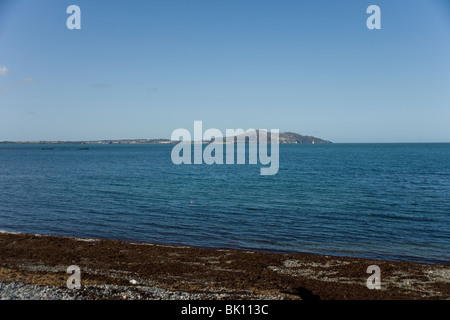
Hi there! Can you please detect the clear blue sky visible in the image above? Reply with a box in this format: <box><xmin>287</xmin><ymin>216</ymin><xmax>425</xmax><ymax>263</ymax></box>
<box><xmin>1</xmin><ymin>0</ymin><xmax>450</xmax><ymax>142</ymax></box>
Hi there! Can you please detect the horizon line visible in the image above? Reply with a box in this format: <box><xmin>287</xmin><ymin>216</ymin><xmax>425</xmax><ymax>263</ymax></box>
<box><xmin>1</xmin><ymin>139</ymin><xmax>449</xmax><ymax>144</ymax></box>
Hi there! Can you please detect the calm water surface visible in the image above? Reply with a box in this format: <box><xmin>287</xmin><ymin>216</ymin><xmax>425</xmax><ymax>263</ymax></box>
<box><xmin>0</xmin><ymin>143</ymin><xmax>449</xmax><ymax>263</ymax></box>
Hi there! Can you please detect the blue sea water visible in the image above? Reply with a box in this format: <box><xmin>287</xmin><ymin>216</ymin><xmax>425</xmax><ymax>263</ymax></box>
<box><xmin>0</xmin><ymin>143</ymin><xmax>449</xmax><ymax>264</ymax></box>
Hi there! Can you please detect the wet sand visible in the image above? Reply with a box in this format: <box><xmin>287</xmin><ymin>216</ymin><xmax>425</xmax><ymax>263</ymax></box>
<box><xmin>0</xmin><ymin>232</ymin><xmax>448</xmax><ymax>300</ymax></box>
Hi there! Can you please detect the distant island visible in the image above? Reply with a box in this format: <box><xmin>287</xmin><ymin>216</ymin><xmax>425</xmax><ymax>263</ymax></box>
<box><xmin>0</xmin><ymin>132</ymin><xmax>331</xmax><ymax>145</ymax></box>
<box><xmin>206</xmin><ymin>131</ymin><xmax>331</xmax><ymax>144</ymax></box>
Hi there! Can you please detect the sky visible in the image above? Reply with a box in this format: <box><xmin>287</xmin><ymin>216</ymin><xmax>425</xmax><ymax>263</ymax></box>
<box><xmin>0</xmin><ymin>0</ymin><xmax>450</xmax><ymax>143</ymax></box>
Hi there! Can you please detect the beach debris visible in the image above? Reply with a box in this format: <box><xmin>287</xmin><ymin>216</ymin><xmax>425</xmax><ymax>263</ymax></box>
<box><xmin>129</xmin><ymin>279</ymin><xmax>139</xmax><ymax>285</ymax></box>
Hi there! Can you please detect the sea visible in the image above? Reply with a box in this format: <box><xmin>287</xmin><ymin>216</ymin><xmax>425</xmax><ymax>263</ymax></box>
<box><xmin>0</xmin><ymin>143</ymin><xmax>449</xmax><ymax>264</ymax></box>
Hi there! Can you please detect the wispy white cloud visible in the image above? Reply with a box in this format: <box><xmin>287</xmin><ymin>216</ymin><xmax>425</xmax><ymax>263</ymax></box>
<box><xmin>0</xmin><ymin>78</ymin><xmax>35</xmax><ymax>94</ymax></box>
<box><xmin>0</xmin><ymin>66</ymin><xmax>8</xmax><ymax>76</ymax></box>
<box><xmin>16</xmin><ymin>78</ymin><xmax>34</xmax><ymax>85</ymax></box>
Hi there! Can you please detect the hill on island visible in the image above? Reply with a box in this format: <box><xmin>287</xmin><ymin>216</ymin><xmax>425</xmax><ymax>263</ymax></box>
<box><xmin>212</xmin><ymin>130</ymin><xmax>331</xmax><ymax>144</ymax></box>
<box><xmin>278</xmin><ymin>132</ymin><xmax>331</xmax><ymax>144</ymax></box>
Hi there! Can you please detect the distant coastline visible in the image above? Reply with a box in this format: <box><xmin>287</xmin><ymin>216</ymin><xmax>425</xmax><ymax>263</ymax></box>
<box><xmin>0</xmin><ymin>132</ymin><xmax>332</xmax><ymax>145</ymax></box>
